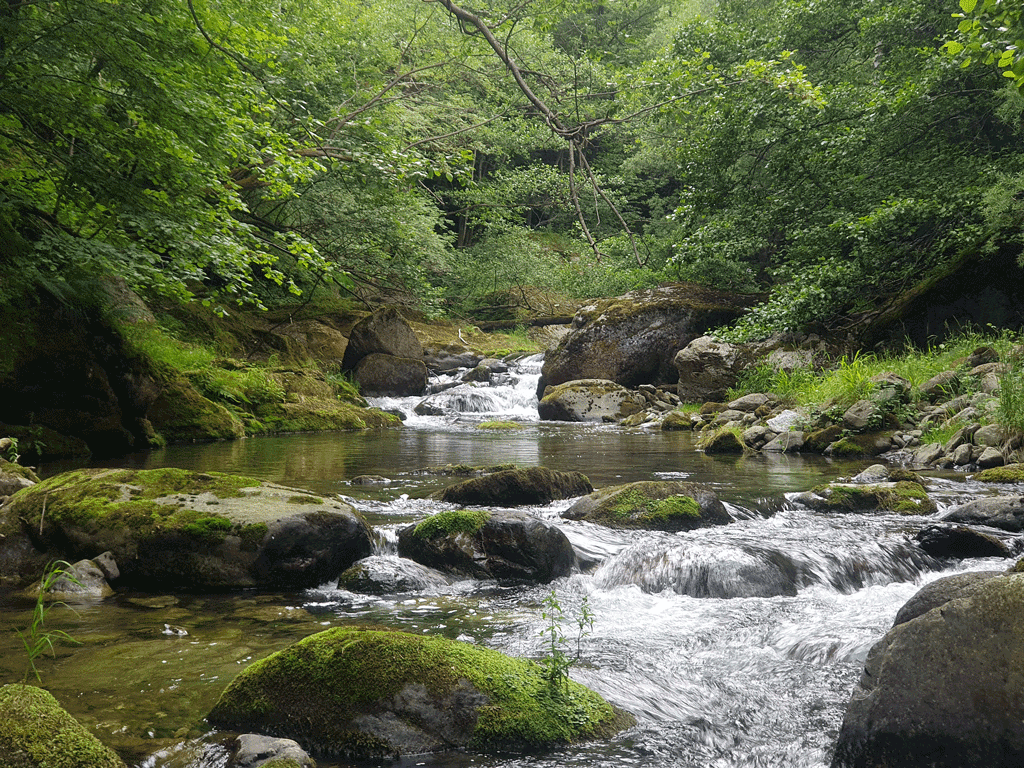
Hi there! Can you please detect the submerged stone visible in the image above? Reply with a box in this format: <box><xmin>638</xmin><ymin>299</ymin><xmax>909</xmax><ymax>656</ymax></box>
<box><xmin>207</xmin><ymin>626</ymin><xmax>633</xmax><ymax>759</ymax></box>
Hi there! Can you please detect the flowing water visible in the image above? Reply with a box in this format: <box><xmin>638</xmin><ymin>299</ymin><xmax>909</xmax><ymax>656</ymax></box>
<box><xmin>0</xmin><ymin>355</ymin><xmax>1015</xmax><ymax>768</ymax></box>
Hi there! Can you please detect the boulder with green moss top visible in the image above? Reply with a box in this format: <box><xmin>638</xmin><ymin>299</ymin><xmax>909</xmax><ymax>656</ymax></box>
<box><xmin>975</xmin><ymin>463</ymin><xmax>1024</xmax><ymax>484</ymax></box>
<box><xmin>438</xmin><ymin>467</ymin><xmax>593</xmax><ymax>507</ymax></box>
<box><xmin>660</xmin><ymin>410</ymin><xmax>696</xmax><ymax>431</ymax></box>
<box><xmin>397</xmin><ymin>509</ymin><xmax>575</xmax><ymax>582</ymax></box>
<box><xmin>0</xmin><ymin>468</ymin><xmax>372</xmax><ymax>590</ymax></box>
<box><xmin>537</xmin><ymin>379</ymin><xmax>646</xmax><ymax>423</ymax></box>
<box><xmin>207</xmin><ymin>626</ymin><xmax>633</xmax><ymax>760</ymax></box>
<box><xmin>824</xmin><ymin>433</ymin><xmax>895</xmax><ymax>458</ymax></box>
<box><xmin>0</xmin><ymin>457</ymin><xmax>38</xmax><ymax>497</ymax></box>
<box><xmin>562</xmin><ymin>481</ymin><xmax>732</xmax><ymax>532</ymax></box>
<box><xmin>698</xmin><ymin>427</ymin><xmax>746</xmax><ymax>454</ymax></box>
<box><xmin>795</xmin><ymin>480</ymin><xmax>936</xmax><ymax>515</ymax></box>
<box><xmin>0</xmin><ymin>683</ymin><xmax>126</xmax><ymax>768</ymax></box>
<box><xmin>538</xmin><ymin>283</ymin><xmax>755</xmax><ymax>396</ymax></box>
<box><xmin>148</xmin><ymin>376</ymin><xmax>246</xmax><ymax>442</ymax></box>
<box><xmin>253</xmin><ymin>399</ymin><xmax>398</xmax><ymax>433</ymax></box>
<box><xmin>831</xmin><ymin>573</ymin><xmax>1024</xmax><ymax>768</ymax></box>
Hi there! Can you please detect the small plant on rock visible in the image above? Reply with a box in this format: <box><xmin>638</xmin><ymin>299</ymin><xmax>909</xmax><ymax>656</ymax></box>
<box><xmin>539</xmin><ymin>590</ymin><xmax>594</xmax><ymax>689</ymax></box>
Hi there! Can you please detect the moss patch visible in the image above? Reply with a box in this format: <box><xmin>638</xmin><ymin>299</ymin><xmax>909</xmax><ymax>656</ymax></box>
<box><xmin>476</xmin><ymin>421</ymin><xmax>525</xmax><ymax>430</ymax></box>
<box><xmin>413</xmin><ymin>509</ymin><xmax>491</xmax><ymax>539</ymax></box>
<box><xmin>698</xmin><ymin>427</ymin><xmax>746</xmax><ymax>454</ymax></box>
<box><xmin>806</xmin><ymin>481</ymin><xmax>936</xmax><ymax>515</ymax></box>
<box><xmin>0</xmin><ymin>683</ymin><xmax>125</xmax><ymax>768</ymax></box>
<box><xmin>975</xmin><ymin>463</ymin><xmax>1024</xmax><ymax>483</ymax></box>
<box><xmin>611</xmin><ymin>489</ymin><xmax>701</xmax><ymax>525</ymax></box>
<box><xmin>208</xmin><ymin>626</ymin><xmax>631</xmax><ymax>758</ymax></box>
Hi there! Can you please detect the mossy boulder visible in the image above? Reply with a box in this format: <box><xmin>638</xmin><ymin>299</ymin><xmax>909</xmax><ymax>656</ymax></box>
<box><xmin>831</xmin><ymin>574</ymin><xmax>1024</xmax><ymax>768</ymax></box>
<box><xmin>253</xmin><ymin>400</ymin><xmax>397</xmax><ymax>433</ymax></box>
<box><xmin>538</xmin><ymin>283</ymin><xmax>755</xmax><ymax>395</ymax></box>
<box><xmin>397</xmin><ymin>509</ymin><xmax>576</xmax><ymax>582</ymax></box>
<box><xmin>698</xmin><ymin>427</ymin><xmax>746</xmax><ymax>454</ymax></box>
<box><xmin>562</xmin><ymin>481</ymin><xmax>732</xmax><ymax>532</ymax></box>
<box><xmin>940</xmin><ymin>496</ymin><xmax>1024</xmax><ymax>533</ymax></box>
<box><xmin>438</xmin><ymin>467</ymin><xmax>593</xmax><ymax>507</ymax></box>
<box><xmin>207</xmin><ymin>626</ymin><xmax>633</xmax><ymax>760</ymax></box>
<box><xmin>795</xmin><ymin>481</ymin><xmax>937</xmax><ymax>515</ymax></box>
<box><xmin>975</xmin><ymin>463</ymin><xmax>1024</xmax><ymax>483</ymax></box>
<box><xmin>148</xmin><ymin>376</ymin><xmax>245</xmax><ymax>442</ymax></box>
<box><xmin>0</xmin><ymin>468</ymin><xmax>372</xmax><ymax>590</ymax></box>
<box><xmin>0</xmin><ymin>683</ymin><xmax>126</xmax><ymax>768</ymax></box>
<box><xmin>340</xmin><ymin>306</ymin><xmax>423</xmax><ymax>371</ymax></box>
<box><xmin>537</xmin><ymin>379</ymin><xmax>646</xmax><ymax>423</ymax></box>
<box><xmin>660</xmin><ymin>410</ymin><xmax>695</xmax><ymax>431</ymax></box>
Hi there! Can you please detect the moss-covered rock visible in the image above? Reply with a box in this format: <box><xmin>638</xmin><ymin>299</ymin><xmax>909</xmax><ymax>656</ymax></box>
<box><xmin>698</xmin><ymin>427</ymin><xmax>746</xmax><ymax>454</ymax></box>
<box><xmin>476</xmin><ymin>421</ymin><xmax>525</xmax><ymax>430</ymax></box>
<box><xmin>974</xmin><ymin>463</ymin><xmax>1024</xmax><ymax>483</ymax></box>
<box><xmin>253</xmin><ymin>400</ymin><xmax>398</xmax><ymax>433</ymax></box>
<box><xmin>796</xmin><ymin>481</ymin><xmax>937</xmax><ymax>515</ymax></box>
<box><xmin>0</xmin><ymin>468</ymin><xmax>372</xmax><ymax>590</ymax></box>
<box><xmin>207</xmin><ymin>626</ymin><xmax>633</xmax><ymax>759</ymax></box>
<box><xmin>0</xmin><ymin>683</ymin><xmax>126</xmax><ymax>768</ymax></box>
<box><xmin>824</xmin><ymin>432</ymin><xmax>894</xmax><ymax>458</ymax></box>
<box><xmin>660</xmin><ymin>410</ymin><xmax>695</xmax><ymax>431</ymax></box>
<box><xmin>438</xmin><ymin>467</ymin><xmax>593</xmax><ymax>507</ymax></box>
<box><xmin>562</xmin><ymin>481</ymin><xmax>733</xmax><ymax>532</ymax></box>
<box><xmin>537</xmin><ymin>379</ymin><xmax>646</xmax><ymax>423</ymax></box>
<box><xmin>397</xmin><ymin>509</ymin><xmax>576</xmax><ymax>582</ymax></box>
<box><xmin>148</xmin><ymin>376</ymin><xmax>245</xmax><ymax>442</ymax></box>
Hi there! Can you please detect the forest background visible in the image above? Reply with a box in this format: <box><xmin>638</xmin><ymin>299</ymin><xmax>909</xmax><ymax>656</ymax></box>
<box><xmin>0</xmin><ymin>0</ymin><xmax>1022</xmax><ymax>341</ymax></box>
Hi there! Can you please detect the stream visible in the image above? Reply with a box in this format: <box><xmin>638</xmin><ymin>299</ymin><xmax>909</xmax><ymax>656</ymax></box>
<box><xmin>0</xmin><ymin>355</ymin><xmax>1015</xmax><ymax>768</ymax></box>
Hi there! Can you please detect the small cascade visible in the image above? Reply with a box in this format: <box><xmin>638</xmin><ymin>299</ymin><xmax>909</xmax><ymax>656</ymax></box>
<box><xmin>368</xmin><ymin>353</ymin><xmax>543</xmax><ymax>424</ymax></box>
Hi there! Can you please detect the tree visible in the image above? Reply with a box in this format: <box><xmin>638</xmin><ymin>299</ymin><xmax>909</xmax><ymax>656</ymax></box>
<box><xmin>945</xmin><ymin>0</ymin><xmax>1024</xmax><ymax>89</ymax></box>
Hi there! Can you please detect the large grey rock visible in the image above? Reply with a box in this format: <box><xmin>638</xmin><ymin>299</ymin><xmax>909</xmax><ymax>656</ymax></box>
<box><xmin>353</xmin><ymin>353</ymin><xmax>428</xmax><ymax>397</ymax></box>
<box><xmin>341</xmin><ymin>306</ymin><xmax>423</xmax><ymax>371</ymax></box>
<box><xmin>674</xmin><ymin>335</ymin><xmax>760</xmax><ymax>403</ymax></box>
<box><xmin>842</xmin><ymin>399</ymin><xmax>879</xmax><ymax>432</ymax></box>
<box><xmin>538</xmin><ymin>379</ymin><xmax>646</xmax><ymax>423</ymax></box>
<box><xmin>538</xmin><ymin>284</ymin><xmax>754</xmax><ymax>395</ymax></box>
<box><xmin>438</xmin><ymin>467</ymin><xmax>593</xmax><ymax>507</ymax></box>
<box><xmin>914</xmin><ymin>525</ymin><xmax>1011</xmax><ymax>561</ymax></box>
<box><xmin>398</xmin><ymin>510</ymin><xmax>576</xmax><ymax>582</ymax></box>
<box><xmin>831</xmin><ymin>574</ymin><xmax>1024</xmax><ymax>768</ymax></box>
<box><xmin>918</xmin><ymin>370</ymin><xmax>960</xmax><ymax>401</ymax></box>
<box><xmin>338</xmin><ymin>555</ymin><xmax>453</xmax><ymax>594</ymax></box>
<box><xmin>892</xmin><ymin>571</ymin><xmax>1002</xmax><ymax>627</ymax></box>
<box><xmin>941</xmin><ymin>496</ymin><xmax>1024</xmax><ymax>532</ymax></box>
<box><xmin>232</xmin><ymin>734</ymin><xmax>315</xmax><ymax>768</ymax></box>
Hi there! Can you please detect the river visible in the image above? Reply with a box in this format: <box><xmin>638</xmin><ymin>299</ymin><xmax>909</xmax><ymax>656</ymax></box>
<box><xmin>0</xmin><ymin>356</ymin><xmax>1012</xmax><ymax>768</ymax></box>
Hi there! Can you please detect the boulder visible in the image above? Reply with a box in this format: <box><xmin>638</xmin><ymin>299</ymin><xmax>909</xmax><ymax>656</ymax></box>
<box><xmin>208</xmin><ymin>626</ymin><xmax>632</xmax><ymax>759</ymax></box>
<box><xmin>699</xmin><ymin>428</ymin><xmax>745</xmax><ymax>454</ymax></box>
<box><xmin>341</xmin><ymin>306</ymin><xmax>423</xmax><ymax>371</ymax></box>
<box><xmin>337</xmin><ymin>555</ymin><xmax>453</xmax><ymax>594</ymax></box>
<box><xmin>438</xmin><ymin>467</ymin><xmax>592</xmax><ymax>507</ymax></box>
<box><xmin>795</xmin><ymin>481</ymin><xmax>936</xmax><ymax>515</ymax></box>
<box><xmin>842</xmin><ymin>399</ymin><xmax>879</xmax><ymax>432</ymax></box>
<box><xmin>595</xmin><ymin>540</ymin><xmax>798</xmax><ymax>598</ymax></box>
<box><xmin>674</xmin><ymin>336</ymin><xmax>760</xmax><ymax>403</ymax></box>
<box><xmin>538</xmin><ymin>283</ymin><xmax>755</xmax><ymax>396</ymax></box>
<box><xmin>892</xmin><ymin>571</ymin><xmax>1003</xmax><ymax>627</ymax></box>
<box><xmin>914</xmin><ymin>525</ymin><xmax>1011</xmax><ymax>560</ymax></box>
<box><xmin>762</xmin><ymin>431</ymin><xmax>804</xmax><ymax>452</ymax></box>
<box><xmin>353</xmin><ymin>353</ymin><xmax>428</xmax><ymax>397</ymax></box>
<box><xmin>537</xmin><ymin>379</ymin><xmax>646</xmax><ymax>423</ymax></box>
<box><xmin>918</xmin><ymin>370</ymin><xmax>961</xmax><ymax>401</ymax></box>
<box><xmin>562</xmin><ymin>480</ymin><xmax>732</xmax><ymax>532</ymax></box>
<box><xmin>232</xmin><ymin>734</ymin><xmax>315</xmax><ymax>768</ymax></box>
<box><xmin>727</xmin><ymin>393</ymin><xmax>771</xmax><ymax>412</ymax></box>
<box><xmin>0</xmin><ymin>683</ymin><xmax>126</xmax><ymax>768</ymax></box>
<box><xmin>397</xmin><ymin>509</ymin><xmax>575</xmax><ymax>582</ymax></box>
<box><xmin>0</xmin><ymin>468</ymin><xmax>372</xmax><ymax>590</ymax></box>
<box><xmin>831</xmin><ymin>574</ymin><xmax>1024</xmax><ymax>768</ymax></box>
<box><xmin>24</xmin><ymin>557</ymin><xmax>117</xmax><ymax>600</ymax></box>
<box><xmin>940</xmin><ymin>496</ymin><xmax>1024</xmax><ymax>532</ymax></box>
<box><xmin>0</xmin><ymin>457</ymin><xmax>38</xmax><ymax>497</ymax></box>
<box><xmin>975</xmin><ymin>463</ymin><xmax>1024</xmax><ymax>483</ymax></box>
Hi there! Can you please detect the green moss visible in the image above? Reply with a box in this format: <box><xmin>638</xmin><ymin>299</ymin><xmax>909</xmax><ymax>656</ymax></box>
<box><xmin>258</xmin><ymin>761</ymin><xmax>305</xmax><ymax>768</ymax></box>
<box><xmin>476</xmin><ymin>421</ymin><xmax>524</xmax><ymax>430</ymax></box>
<box><xmin>611</xmin><ymin>489</ymin><xmax>700</xmax><ymax>525</ymax></box>
<box><xmin>0</xmin><ymin>683</ymin><xmax>125</xmax><ymax>768</ymax></box>
<box><xmin>809</xmin><ymin>481</ymin><xmax>936</xmax><ymax>515</ymax></box>
<box><xmin>826</xmin><ymin>437</ymin><xmax>871</xmax><ymax>457</ymax></box>
<box><xmin>0</xmin><ymin>456</ymin><xmax>40</xmax><ymax>483</ymax></box>
<box><xmin>10</xmin><ymin>468</ymin><xmax>262</xmax><ymax>538</ymax></box>
<box><xmin>239</xmin><ymin>522</ymin><xmax>269</xmax><ymax>548</ymax></box>
<box><xmin>413</xmin><ymin>509</ymin><xmax>491</xmax><ymax>539</ymax></box>
<box><xmin>660</xmin><ymin>411</ymin><xmax>694</xmax><ymax>431</ymax></box>
<box><xmin>209</xmin><ymin>627</ymin><xmax>630</xmax><ymax>757</ymax></box>
<box><xmin>698</xmin><ymin>427</ymin><xmax>746</xmax><ymax>454</ymax></box>
<box><xmin>288</xmin><ymin>494</ymin><xmax>324</xmax><ymax>504</ymax></box>
<box><xmin>975</xmin><ymin>463</ymin><xmax>1024</xmax><ymax>483</ymax></box>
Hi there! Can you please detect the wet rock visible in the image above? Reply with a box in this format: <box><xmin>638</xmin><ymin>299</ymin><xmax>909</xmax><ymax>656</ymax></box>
<box><xmin>912</xmin><ymin>441</ymin><xmax>944</xmax><ymax>467</ymax></box>
<box><xmin>341</xmin><ymin>306</ymin><xmax>422</xmax><ymax>371</ymax></box>
<box><xmin>537</xmin><ymin>379</ymin><xmax>646</xmax><ymax>423</ymax></box>
<box><xmin>914</xmin><ymin>525</ymin><xmax>1011</xmax><ymax>561</ymax></box>
<box><xmin>538</xmin><ymin>283</ymin><xmax>754</xmax><ymax>395</ymax></box>
<box><xmin>397</xmin><ymin>509</ymin><xmax>575</xmax><ymax>582</ymax></box>
<box><xmin>660</xmin><ymin>410</ymin><xmax>695</xmax><ymax>431</ymax></box>
<box><xmin>461</xmin><ymin>364</ymin><xmax>492</xmax><ymax>383</ymax></box>
<box><xmin>353</xmin><ymin>353</ymin><xmax>428</xmax><ymax>397</ymax></box>
<box><xmin>851</xmin><ymin>464</ymin><xmax>890</xmax><ymax>484</ymax></box>
<box><xmin>762</xmin><ymin>431</ymin><xmax>804</xmax><ymax>453</ymax></box>
<box><xmin>940</xmin><ymin>496</ymin><xmax>1024</xmax><ymax>532</ymax></box>
<box><xmin>0</xmin><ymin>468</ymin><xmax>373</xmax><ymax>590</ymax></box>
<box><xmin>24</xmin><ymin>557</ymin><xmax>116</xmax><ymax>600</ymax></box>
<box><xmin>338</xmin><ymin>555</ymin><xmax>453</xmax><ymax>594</ymax></box>
<box><xmin>892</xmin><ymin>571</ymin><xmax>1003</xmax><ymax>626</ymax></box>
<box><xmin>699</xmin><ymin>428</ymin><xmax>745</xmax><ymax>454</ymax></box>
<box><xmin>595</xmin><ymin>540</ymin><xmax>798</xmax><ymax>598</ymax></box>
<box><xmin>562</xmin><ymin>480</ymin><xmax>732</xmax><ymax>532</ymax></box>
<box><xmin>831</xmin><ymin>574</ymin><xmax>1024</xmax><ymax>768</ymax></box>
<box><xmin>350</xmin><ymin>475</ymin><xmax>391</xmax><ymax>486</ymax></box>
<box><xmin>842</xmin><ymin>399</ymin><xmax>878</xmax><ymax>432</ymax></box>
<box><xmin>795</xmin><ymin>481</ymin><xmax>936</xmax><ymax>515</ymax></box>
<box><xmin>438</xmin><ymin>467</ymin><xmax>592</xmax><ymax>507</ymax></box>
<box><xmin>0</xmin><ymin>683</ymin><xmax>126</xmax><ymax>768</ymax></box>
<box><xmin>742</xmin><ymin>425</ymin><xmax>771</xmax><ymax>449</ymax></box>
<box><xmin>208</xmin><ymin>626</ymin><xmax>632</xmax><ymax>759</ymax></box>
<box><xmin>232</xmin><ymin>734</ymin><xmax>315</xmax><ymax>768</ymax></box>
<box><xmin>975</xmin><ymin>463</ymin><xmax>1024</xmax><ymax>483</ymax></box>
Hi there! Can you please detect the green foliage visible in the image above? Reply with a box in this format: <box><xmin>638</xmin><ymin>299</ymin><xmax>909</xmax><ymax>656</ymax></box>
<box><xmin>17</xmin><ymin>562</ymin><xmax>83</xmax><ymax>682</ymax></box>
<box><xmin>1</xmin><ymin>437</ymin><xmax>19</xmax><ymax>464</ymax></box>
<box><xmin>539</xmin><ymin>590</ymin><xmax>594</xmax><ymax>688</ymax></box>
<box><xmin>727</xmin><ymin>363</ymin><xmax>817</xmax><ymax>402</ymax></box>
<box><xmin>945</xmin><ymin>0</ymin><xmax>1024</xmax><ymax>89</ymax></box>
<box><xmin>998</xmin><ymin>352</ymin><xmax>1024</xmax><ymax>436</ymax></box>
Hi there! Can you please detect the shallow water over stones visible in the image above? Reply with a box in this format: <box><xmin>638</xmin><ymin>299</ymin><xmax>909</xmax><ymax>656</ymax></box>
<box><xmin>5</xmin><ymin>359</ymin><xmax>1022</xmax><ymax>768</ymax></box>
